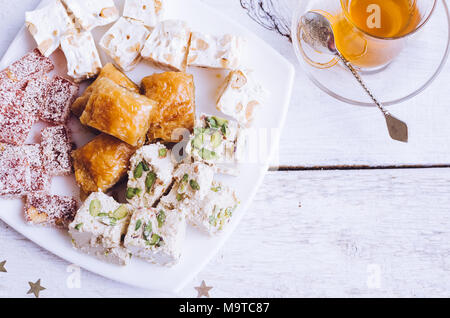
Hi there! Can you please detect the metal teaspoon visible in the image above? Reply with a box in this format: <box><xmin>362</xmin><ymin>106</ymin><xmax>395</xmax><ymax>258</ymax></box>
<box><xmin>300</xmin><ymin>11</ymin><xmax>408</xmax><ymax>143</ymax></box>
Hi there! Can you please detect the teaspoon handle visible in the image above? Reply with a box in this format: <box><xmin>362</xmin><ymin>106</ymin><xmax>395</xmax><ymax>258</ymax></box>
<box><xmin>335</xmin><ymin>52</ymin><xmax>390</xmax><ymax>116</ymax></box>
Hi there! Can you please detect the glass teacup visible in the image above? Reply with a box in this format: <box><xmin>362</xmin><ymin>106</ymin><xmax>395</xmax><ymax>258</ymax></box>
<box><xmin>294</xmin><ymin>0</ymin><xmax>437</xmax><ymax>71</ymax></box>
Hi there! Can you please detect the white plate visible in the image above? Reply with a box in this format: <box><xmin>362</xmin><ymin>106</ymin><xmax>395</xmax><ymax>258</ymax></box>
<box><xmin>0</xmin><ymin>0</ymin><xmax>294</xmax><ymax>293</ymax></box>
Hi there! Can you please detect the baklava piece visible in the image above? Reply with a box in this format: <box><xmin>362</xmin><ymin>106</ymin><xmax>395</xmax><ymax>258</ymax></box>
<box><xmin>72</xmin><ymin>134</ymin><xmax>136</xmax><ymax>194</ymax></box>
<box><xmin>187</xmin><ymin>32</ymin><xmax>244</xmax><ymax>70</ymax></box>
<box><xmin>216</xmin><ymin>70</ymin><xmax>265</xmax><ymax>127</ymax></box>
<box><xmin>71</xmin><ymin>63</ymin><xmax>139</xmax><ymax>117</ymax></box>
<box><xmin>124</xmin><ymin>206</ymin><xmax>186</xmax><ymax>266</ymax></box>
<box><xmin>41</xmin><ymin>125</ymin><xmax>74</xmax><ymax>176</ymax></box>
<box><xmin>141</xmin><ymin>20</ymin><xmax>191</xmax><ymax>72</ymax></box>
<box><xmin>99</xmin><ymin>17</ymin><xmax>150</xmax><ymax>72</ymax></box>
<box><xmin>61</xmin><ymin>0</ymin><xmax>119</xmax><ymax>31</ymax></box>
<box><xmin>123</xmin><ymin>0</ymin><xmax>165</xmax><ymax>28</ymax></box>
<box><xmin>25</xmin><ymin>0</ymin><xmax>76</xmax><ymax>57</ymax></box>
<box><xmin>186</xmin><ymin>114</ymin><xmax>242</xmax><ymax>175</ymax></box>
<box><xmin>80</xmin><ymin>77</ymin><xmax>155</xmax><ymax>146</ymax></box>
<box><xmin>141</xmin><ymin>72</ymin><xmax>195</xmax><ymax>143</ymax></box>
<box><xmin>25</xmin><ymin>194</ymin><xmax>78</xmax><ymax>229</ymax></box>
<box><xmin>40</xmin><ymin>76</ymin><xmax>79</xmax><ymax>124</ymax></box>
<box><xmin>60</xmin><ymin>31</ymin><xmax>102</xmax><ymax>82</ymax></box>
<box><xmin>126</xmin><ymin>144</ymin><xmax>174</xmax><ymax>209</ymax></box>
<box><xmin>69</xmin><ymin>192</ymin><xmax>131</xmax><ymax>266</ymax></box>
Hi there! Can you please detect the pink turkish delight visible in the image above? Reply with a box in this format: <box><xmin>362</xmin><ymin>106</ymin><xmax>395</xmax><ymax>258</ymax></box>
<box><xmin>24</xmin><ymin>193</ymin><xmax>78</xmax><ymax>228</ymax></box>
<box><xmin>39</xmin><ymin>76</ymin><xmax>79</xmax><ymax>124</ymax></box>
<box><xmin>22</xmin><ymin>144</ymin><xmax>51</xmax><ymax>193</ymax></box>
<box><xmin>0</xmin><ymin>48</ymin><xmax>53</xmax><ymax>92</ymax></box>
<box><xmin>41</xmin><ymin>125</ymin><xmax>74</xmax><ymax>176</ymax></box>
<box><xmin>23</xmin><ymin>75</ymin><xmax>51</xmax><ymax>117</ymax></box>
<box><xmin>0</xmin><ymin>143</ymin><xmax>31</xmax><ymax>197</ymax></box>
<box><xmin>0</xmin><ymin>90</ymin><xmax>34</xmax><ymax>145</ymax></box>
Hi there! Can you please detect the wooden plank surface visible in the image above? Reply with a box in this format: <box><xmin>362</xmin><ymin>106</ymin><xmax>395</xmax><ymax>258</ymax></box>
<box><xmin>2</xmin><ymin>169</ymin><xmax>450</xmax><ymax>297</ymax></box>
<box><xmin>1</xmin><ymin>0</ymin><xmax>450</xmax><ymax>298</ymax></box>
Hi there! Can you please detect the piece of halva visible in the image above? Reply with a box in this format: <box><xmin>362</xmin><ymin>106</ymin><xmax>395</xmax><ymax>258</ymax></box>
<box><xmin>124</xmin><ymin>206</ymin><xmax>186</xmax><ymax>266</ymax></box>
<box><xmin>68</xmin><ymin>192</ymin><xmax>132</xmax><ymax>266</ymax></box>
<box><xmin>126</xmin><ymin>144</ymin><xmax>174</xmax><ymax>209</ymax></box>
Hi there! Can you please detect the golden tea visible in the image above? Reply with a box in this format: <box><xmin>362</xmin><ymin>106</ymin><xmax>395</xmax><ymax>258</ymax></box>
<box><xmin>347</xmin><ymin>0</ymin><xmax>419</xmax><ymax>38</ymax></box>
<box><xmin>329</xmin><ymin>0</ymin><xmax>421</xmax><ymax>68</ymax></box>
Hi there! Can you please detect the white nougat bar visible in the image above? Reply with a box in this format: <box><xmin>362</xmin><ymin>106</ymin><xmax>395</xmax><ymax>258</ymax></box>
<box><xmin>123</xmin><ymin>0</ymin><xmax>165</xmax><ymax>28</ymax></box>
<box><xmin>141</xmin><ymin>20</ymin><xmax>191</xmax><ymax>72</ymax></box>
<box><xmin>100</xmin><ymin>17</ymin><xmax>151</xmax><ymax>71</ymax></box>
<box><xmin>25</xmin><ymin>0</ymin><xmax>76</xmax><ymax>57</ymax></box>
<box><xmin>216</xmin><ymin>70</ymin><xmax>266</xmax><ymax>128</ymax></box>
<box><xmin>188</xmin><ymin>32</ymin><xmax>244</xmax><ymax>70</ymax></box>
<box><xmin>60</xmin><ymin>31</ymin><xmax>102</xmax><ymax>82</ymax></box>
<box><xmin>62</xmin><ymin>0</ymin><xmax>119</xmax><ymax>31</ymax></box>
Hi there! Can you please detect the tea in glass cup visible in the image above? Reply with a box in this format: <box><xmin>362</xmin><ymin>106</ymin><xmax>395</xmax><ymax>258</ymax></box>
<box><xmin>295</xmin><ymin>0</ymin><xmax>437</xmax><ymax>70</ymax></box>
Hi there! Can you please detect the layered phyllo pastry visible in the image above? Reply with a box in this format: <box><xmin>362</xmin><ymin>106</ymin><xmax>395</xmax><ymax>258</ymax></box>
<box><xmin>71</xmin><ymin>63</ymin><xmax>139</xmax><ymax>117</ymax></box>
<box><xmin>72</xmin><ymin>134</ymin><xmax>136</xmax><ymax>195</ymax></box>
<box><xmin>141</xmin><ymin>71</ymin><xmax>195</xmax><ymax>143</ymax></box>
<box><xmin>80</xmin><ymin>77</ymin><xmax>156</xmax><ymax>147</ymax></box>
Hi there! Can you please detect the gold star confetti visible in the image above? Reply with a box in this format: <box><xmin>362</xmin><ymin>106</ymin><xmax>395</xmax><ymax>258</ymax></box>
<box><xmin>27</xmin><ymin>279</ymin><xmax>45</xmax><ymax>298</ymax></box>
<box><xmin>195</xmin><ymin>280</ymin><xmax>213</xmax><ymax>298</ymax></box>
<box><xmin>0</xmin><ymin>260</ymin><xmax>6</xmax><ymax>273</ymax></box>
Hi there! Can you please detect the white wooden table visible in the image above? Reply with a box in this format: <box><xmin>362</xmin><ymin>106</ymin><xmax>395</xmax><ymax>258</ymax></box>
<box><xmin>1</xmin><ymin>0</ymin><xmax>450</xmax><ymax>298</ymax></box>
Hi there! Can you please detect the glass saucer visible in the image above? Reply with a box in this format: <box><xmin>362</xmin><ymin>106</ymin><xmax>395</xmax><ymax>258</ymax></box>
<box><xmin>292</xmin><ymin>0</ymin><xmax>450</xmax><ymax>107</ymax></box>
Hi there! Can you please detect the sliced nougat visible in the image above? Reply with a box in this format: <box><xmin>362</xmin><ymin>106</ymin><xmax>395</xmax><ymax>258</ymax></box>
<box><xmin>161</xmin><ymin>163</ymin><xmax>214</xmax><ymax>208</ymax></box>
<box><xmin>72</xmin><ymin>134</ymin><xmax>136</xmax><ymax>194</ymax></box>
<box><xmin>123</xmin><ymin>0</ymin><xmax>165</xmax><ymax>28</ymax></box>
<box><xmin>124</xmin><ymin>206</ymin><xmax>186</xmax><ymax>266</ymax></box>
<box><xmin>60</xmin><ymin>31</ymin><xmax>102</xmax><ymax>82</ymax></box>
<box><xmin>62</xmin><ymin>0</ymin><xmax>119</xmax><ymax>31</ymax></box>
<box><xmin>99</xmin><ymin>17</ymin><xmax>150</xmax><ymax>72</ymax></box>
<box><xmin>141</xmin><ymin>20</ymin><xmax>191</xmax><ymax>72</ymax></box>
<box><xmin>25</xmin><ymin>194</ymin><xmax>78</xmax><ymax>229</ymax></box>
<box><xmin>80</xmin><ymin>77</ymin><xmax>155</xmax><ymax>146</ymax></box>
<box><xmin>187</xmin><ymin>32</ymin><xmax>244</xmax><ymax>70</ymax></box>
<box><xmin>71</xmin><ymin>63</ymin><xmax>139</xmax><ymax>117</ymax></box>
<box><xmin>25</xmin><ymin>0</ymin><xmax>76</xmax><ymax>57</ymax></box>
<box><xmin>141</xmin><ymin>72</ymin><xmax>195</xmax><ymax>143</ymax></box>
<box><xmin>126</xmin><ymin>144</ymin><xmax>174</xmax><ymax>209</ymax></box>
<box><xmin>216</xmin><ymin>70</ymin><xmax>266</xmax><ymax>128</ymax></box>
<box><xmin>186</xmin><ymin>114</ymin><xmax>242</xmax><ymax>175</ymax></box>
<box><xmin>183</xmin><ymin>181</ymin><xmax>239</xmax><ymax>235</ymax></box>
<box><xmin>69</xmin><ymin>192</ymin><xmax>131</xmax><ymax>266</ymax></box>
